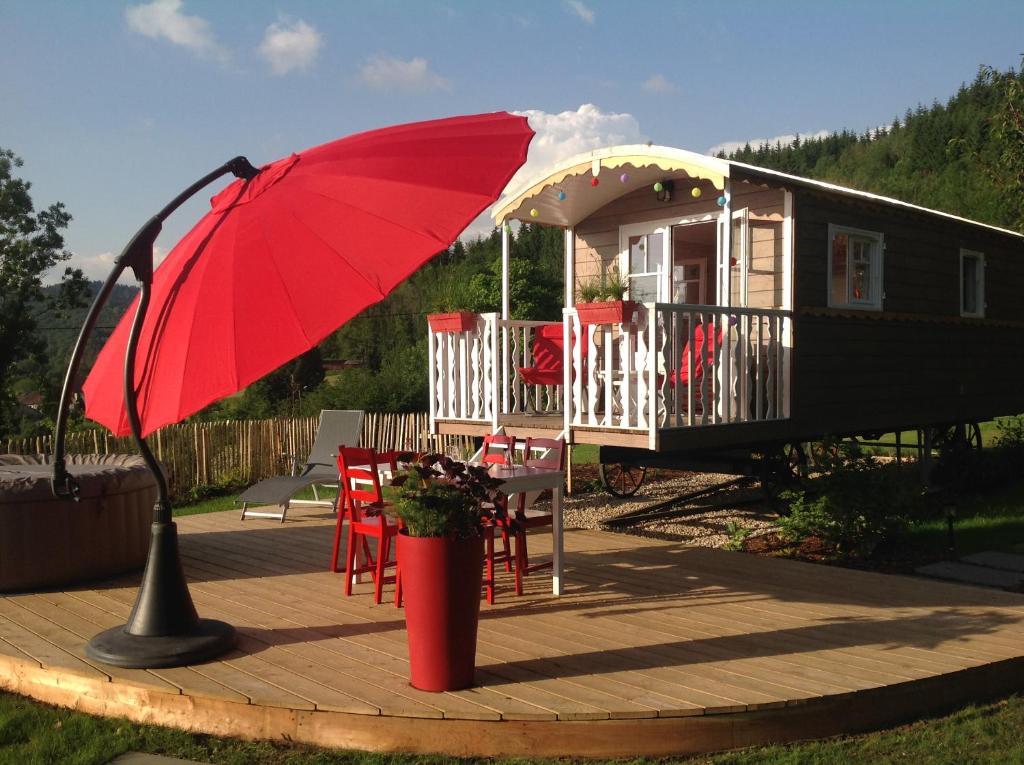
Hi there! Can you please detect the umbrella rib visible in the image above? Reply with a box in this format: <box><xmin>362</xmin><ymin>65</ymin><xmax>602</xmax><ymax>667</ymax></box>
<box><xmin>294</xmin><ymin>185</ymin><xmax>476</xmax><ymax>249</ymax></box>
<box><xmin>278</xmin><ymin>202</ymin><xmax>389</xmax><ymax>301</ymax></box>
<box><xmin>254</xmin><ymin>211</ymin><xmax>318</xmax><ymax>350</ymax></box>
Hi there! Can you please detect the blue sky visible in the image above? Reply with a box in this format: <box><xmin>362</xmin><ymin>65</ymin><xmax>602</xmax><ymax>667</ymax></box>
<box><xmin>3</xmin><ymin>0</ymin><xmax>1022</xmax><ymax>281</ymax></box>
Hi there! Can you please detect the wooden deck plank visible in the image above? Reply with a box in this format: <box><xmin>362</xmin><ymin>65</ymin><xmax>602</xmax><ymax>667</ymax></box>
<box><xmin>177</xmin><ymin>527</ymin><xmax>661</xmax><ymax>720</ymax></box>
<box><xmin>3</xmin><ymin>507</ymin><xmax>1021</xmax><ymax>758</ymax></box>
<box><xmin>30</xmin><ymin>590</ymin><xmax>247</xmax><ymax>704</ymax></box>
<box><xmin>0</xmin><ymin>600</ymin><xmax>112</xmax><ymax>682</ymax></box>
<box><xmin>180</xmin><ymin>553</ymin><xmax>637</xmax><ymax>720</ymax></box>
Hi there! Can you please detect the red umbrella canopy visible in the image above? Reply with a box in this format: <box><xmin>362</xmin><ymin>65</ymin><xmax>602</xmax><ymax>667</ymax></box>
<box><xmin>83</xmin><ymin>112</ymin><xmax>533</xmax><ymax>437</ymax></box>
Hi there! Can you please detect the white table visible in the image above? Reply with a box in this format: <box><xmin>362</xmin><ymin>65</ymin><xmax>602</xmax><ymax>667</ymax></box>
<box><xmin>487</xmin><ymin>464</ymin><xmax>566</xmax><ymax>595</ymax></box>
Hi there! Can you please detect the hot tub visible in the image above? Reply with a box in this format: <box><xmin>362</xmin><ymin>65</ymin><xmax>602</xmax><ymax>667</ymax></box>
<box><xmin>0</xmin><ymin>454</ymin><xmax>156</xmax><ymax>592</ymax></box>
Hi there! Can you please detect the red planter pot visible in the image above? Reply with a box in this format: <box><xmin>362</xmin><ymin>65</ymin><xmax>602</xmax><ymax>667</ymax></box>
<box><xmin>427</xmin><ymin>311</ymin><xmax>479</xmax><ymax>333</ymax></box>
<box><xmin>575</xmin><ymin>300</ymin><xmax>639</xmax><ymax>326</ymax></box>
<box><xmin>397</xmin><ymin>533</ymin><xmax>484</xmax><ymax>692</ymax></box>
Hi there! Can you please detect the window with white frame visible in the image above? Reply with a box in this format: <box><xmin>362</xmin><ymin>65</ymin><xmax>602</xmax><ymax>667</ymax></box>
<box><xmin>626</xmin><ymin>231</ymin><xmax>664</xmax><ymax>302</ymax></box>
<box><xmin>960</xmin><ymin>249</ymin><xmax>985</xmax><ymax>318</ymax></box>
<box><xmin>828</xmin><ymin>224</ymin><xmax>884</xmax><ymax>310</ymax></box>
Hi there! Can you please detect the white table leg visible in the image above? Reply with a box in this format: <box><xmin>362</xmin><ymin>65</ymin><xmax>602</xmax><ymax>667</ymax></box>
<box><xmin>552</xmin><ymin>483</ymin><xmax>564</xmax><ymax>595</ymax></box>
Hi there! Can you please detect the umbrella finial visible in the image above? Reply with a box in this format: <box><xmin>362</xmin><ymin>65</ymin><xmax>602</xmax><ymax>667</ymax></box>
<box><xmin>228</xmin><ymin>156</ymin><xmax>260</xmax><ymax>180</ymax></box>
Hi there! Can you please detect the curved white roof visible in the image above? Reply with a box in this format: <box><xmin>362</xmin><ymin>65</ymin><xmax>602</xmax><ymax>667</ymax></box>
<box><xmin>492</xmin><ymin>144</ymin><xmax>1023</xmax><ymax>239</ymax></box>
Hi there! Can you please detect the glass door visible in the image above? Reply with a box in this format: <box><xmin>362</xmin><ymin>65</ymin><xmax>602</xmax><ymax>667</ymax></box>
<box><xmin>626</xmin><ymin>230</ymin><xmax>666</xmax><ymax>302</ymax></box>
<box><xmin>717</xmin><ymin>208</ymin><xmax>749</xmax><ymax>307</ymax></box>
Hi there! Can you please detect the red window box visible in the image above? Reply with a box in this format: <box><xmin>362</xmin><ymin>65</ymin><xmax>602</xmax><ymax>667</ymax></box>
<box><xmin>427</xmin><ymin>311</ymin><xmax>479</xmax><ymax>332</ymax></box>
<box><xmin>575</xmin><ymin>300</ymin><xmax>639</xmax><ymax>326</ymax></box>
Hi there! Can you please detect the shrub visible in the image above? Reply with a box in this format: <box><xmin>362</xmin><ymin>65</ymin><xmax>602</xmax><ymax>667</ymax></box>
<box><xmin>934</xmin><ymin>419</ymin><xmax>1024</xmax><ymax>495</ymax></box>
<box><xmin>777</xmin><ymin>448</ymin><xmax>920</xmax><ymax>559</ymax></box>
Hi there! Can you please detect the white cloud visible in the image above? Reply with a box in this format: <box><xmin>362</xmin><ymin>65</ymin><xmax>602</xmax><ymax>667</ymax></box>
<box><xmin>508</xmin><ymin>104</ymin><xmax>644</xmax><ymax>191</ymax></box>
<box><xmin>357</xmin><ymin>55</ymin><xmax>449</xmax><ymax>92</ymax></box>
<box><xmin>642</xmin><ymin>74</ymin><xmax>676</xmax><ymax>94</ymax></box>
<box><xmin>125</xmin><ymin>0</ymin><xmax>227</xmax><ymax>61</ymax></box>
<box><xmin>457</xmin><ymin>104</ymin><xmax>644</xmax><ymax>240</ymax></box>
<box><xmin>707</xmin><ymin>129</ymin><xmax>831</xmax><ymax>157</ymax></box>
<box><xmin>565</xmin><ymin>0</ymin><xmax>595</xmax><ymax>23</ymax></box>
<box><xmin>70</xmin><ymin>245</ymin><xmax>168</xmax><ymax>282</ymax></box>
<box><xmin>259</xmin><ymin>18</ymin><xmax>323</xmax><ymax>75</ymax></box>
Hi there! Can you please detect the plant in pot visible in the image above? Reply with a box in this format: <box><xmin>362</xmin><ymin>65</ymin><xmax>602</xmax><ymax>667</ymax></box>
<box><xmin>391</xmin><ymin>456</ymin><xmax>506</xmax><ymax>691</ymax></box>
<box><xmin>576</xmin><ymin>271</ymin><xmax>638</xmax><ymax>325</ymax></box>
<box><xmin>426</xmin><ymin>283</ymin><xmax>480</xmax><ymax>333</ymax></box>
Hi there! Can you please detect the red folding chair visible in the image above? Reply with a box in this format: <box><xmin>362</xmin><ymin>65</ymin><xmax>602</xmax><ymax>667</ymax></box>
<box><xmin>668</xmin><ymin>323</ymin><xmax>722</xmax><ymax>412</ymax></box>
<box><xmin>479</xmin><ymin>433</ymin><xmax>518</xmax><ymax>603</ymax></box>
<box><xmin>517</xmin><ymin>324</ymin><xmax>585</xmax><ymax>387</ymax></box>
<box><xmin>332</xmin><ymin>446</ymin><xmax>401</xmax><ymax>605</ymax></box>
<box><xmin>512</xmin><ymin>437</ymin><xmax>566</xmax><ymax>596</ymax></box>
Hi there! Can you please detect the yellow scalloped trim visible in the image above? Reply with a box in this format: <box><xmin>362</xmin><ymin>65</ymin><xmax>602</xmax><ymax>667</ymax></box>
<box><xmin>495</xmin><ymin>155</ymin><xmax>726</xmax><ymax>222</ymax></box>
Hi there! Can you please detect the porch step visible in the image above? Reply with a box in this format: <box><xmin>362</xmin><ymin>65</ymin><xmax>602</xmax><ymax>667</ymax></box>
<box><xmin>961</xmin><ymin>551</ymin><xmax>1024</xmax><ymax>573</ymax></box>
<box><xmin>915</xmin><ymin>560</ymin><xmax>1024</xmax><ymax>590</ymax></box>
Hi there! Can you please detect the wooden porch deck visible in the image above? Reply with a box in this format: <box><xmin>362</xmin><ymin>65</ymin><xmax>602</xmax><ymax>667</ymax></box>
<box><xmin>2</xmin><ymin>507</ymin><xmax>1024</xmax><ymax>758</ymax></box>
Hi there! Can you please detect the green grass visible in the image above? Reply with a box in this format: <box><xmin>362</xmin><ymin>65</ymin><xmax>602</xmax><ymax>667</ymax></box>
<box><xmin>2</xmin><ymin>690</ymin><xmax>1024</xmax><ymax>765</ymax></box>
<box><xmin>905</xmin><ymin>480</ymin><xmax>1024</xmax><ymax>560</ymax></box>
<box><xmin>859</xmin><ymin>417</ymin><xmax>1012</xmax><ymax>456</ymax></box>
<box><xmin>172</xmin><ymin>485</ymin><xmax>339</xmax><ymax>518</ymax></box>
<box><xmin>571</xmin><ymin>442</ymin><xmax>599</xmax><ymax>465</ymax></box>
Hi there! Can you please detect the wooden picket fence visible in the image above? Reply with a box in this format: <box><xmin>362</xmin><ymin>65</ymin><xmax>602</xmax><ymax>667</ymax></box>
<box><xmin>3</xmin><ymin>412</ymin><xmax>473</xmax><ymax>501</ymax></box>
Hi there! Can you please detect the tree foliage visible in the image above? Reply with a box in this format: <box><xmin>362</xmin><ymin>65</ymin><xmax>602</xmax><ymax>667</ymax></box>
<box><xmin>720</xmin><ymin>66</ymin><xmax>1024</xmax><ymax>233</ymax></box>
<box><xmin>0</xmin><ymin>149</ymin><xmax>87</xmax><ymax>437</ymax></box>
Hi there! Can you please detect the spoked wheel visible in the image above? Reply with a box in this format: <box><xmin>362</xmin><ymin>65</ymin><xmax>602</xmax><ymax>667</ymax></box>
<box><xmin>760</xmin><ymin>442</ymin><xmax>808</xmax><ymax>501</ymax></box>
<box><xmin>599</xmin><ymin>462</ymin><xmax>648</xmax><ymax>498</ymax></box>
<box><xmin>930</xmin><ymin>423</ymin><xmax>982</xmax><ymax>454</ymax></box>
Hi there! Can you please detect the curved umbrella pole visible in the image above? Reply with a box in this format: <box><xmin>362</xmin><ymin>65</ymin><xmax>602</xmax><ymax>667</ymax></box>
<box><xmin>51</xmin><ymin>156</ymin><xmax>258</xmax><ymax>668</ymax></box>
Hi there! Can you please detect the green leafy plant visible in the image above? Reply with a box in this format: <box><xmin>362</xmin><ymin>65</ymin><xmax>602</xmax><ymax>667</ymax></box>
<box><xmin>391</xmin><ymin>455</ymin><xmax>507</xmax><ymax>539</ymax></box>
<box><xmin>577</xmin><ymin>279</ymin><xmax>603</xmax><ymax>303</ymax></box>
<box><xmin>723</xmin><ymin>521</ymin><xmax>752</xmax><ymax>551</ymax></box>
<box><xmin>776</xmin><ymin>447</ymin><xmax>920</xmax><ymax>559</ymax></box>
<box><xmin>601</xmin><ymin>272</ymin><xmax>628</xmax><ymax>301</ymax></box>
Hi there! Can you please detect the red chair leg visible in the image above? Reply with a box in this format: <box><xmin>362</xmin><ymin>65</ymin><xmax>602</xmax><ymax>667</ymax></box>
<box><xmin>514</xmin><ymin>531</ymin><xmax>525</xmax><ymax>596</ymax></box>
<box><xmin>394</xmin><ymin>564</ymin><xmax>403</xmax><ymax>608</ymax></box>
<box><xmin>500</xmin><ymin>526</ymin><xmax>512</xmax><ymax>573</ymax></box>
<box><xmin>344</xmin><ymin>524</ymin><xmax>358</xmax><ymax>597</ymax></box>
<box><xmin>373</xmin><ymin>533</ymin><xmax>387</xmax><ymax>605</ymax></box>
<box><xmin>330</xmin><ymin>505</ymin><xmax>347</xmax><ymax>573</ymax></box>
<box><xmin>484</xmin><ymin>525</ymin><xmax>495</xmax><ymax>605</ymax></box>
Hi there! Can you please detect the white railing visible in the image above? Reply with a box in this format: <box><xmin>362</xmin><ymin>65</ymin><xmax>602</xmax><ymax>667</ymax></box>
<box><xmin>500</xmin><ymin>319</ymin><xmax>563</xmax><ymax>416</ymax></box>
<box><xmin>566</xmin><ymin>303</ymin><xmax>792</xmax><ymax>436</ymax></box>
<box><xmin>428</xmin><ymin>313</ymin><xmax>499</xmax><ymax>427</ymax></box>
<box><xmin>652</xmin><ymin>303</ymin><xmax>791</xmax><ymax>429</ymax></box>
<box><xmin>429</xmin><ymin>305</ymin><xmax>792</xmax><ymax>441</ymax></box>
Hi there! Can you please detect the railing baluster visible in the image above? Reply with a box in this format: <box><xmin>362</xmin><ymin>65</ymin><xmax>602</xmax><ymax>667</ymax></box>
<box><xmin>687</xmin><ymin>311</ymin><xmax>696</xmax><ymax>427</ymax></box>
<box><xmin>572</xmin><ymin>311</ymin><xmax>583</xmax><ymax>426</ymax></box>
<box><xmin>620</xmin><ymin>316</ymin><xmax>632</xmax><ymax>427</ymax></box>
<box><xmin>671</xmin><ymin>309</ymin><xmax>680</xmax><ymax>427</ymax></box>
<box><xmin>755</xmin><ymin>316</ymin><xmax>764</xmax><ymax>421</ymax></box>
<box><xmin>775</xmin><ymin>314</ymin><xmax>784</xmax><ymax>419</ymax></box>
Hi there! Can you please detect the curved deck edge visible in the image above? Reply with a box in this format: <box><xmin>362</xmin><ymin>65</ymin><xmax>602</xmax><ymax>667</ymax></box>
<box><xmin>3</xmin><ymin>654</ymin><xmax>1023</xmax><ymax>758</ymax></box>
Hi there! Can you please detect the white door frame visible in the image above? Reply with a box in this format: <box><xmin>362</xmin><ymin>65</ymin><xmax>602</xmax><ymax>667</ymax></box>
<box><xmin>619</xmin><ymin>212</ymin><xmax>717</xmax><ymax>303</ymax></box>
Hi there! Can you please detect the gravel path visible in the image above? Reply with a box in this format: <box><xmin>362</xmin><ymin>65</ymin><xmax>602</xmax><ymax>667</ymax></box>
<box><xmin>535</xmin><ymin>470</ymin><xmax>781</xmax><ymax>549</ymax></box>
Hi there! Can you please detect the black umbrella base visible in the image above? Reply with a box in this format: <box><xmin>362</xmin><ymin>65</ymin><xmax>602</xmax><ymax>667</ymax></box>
<box><xmin>85</xmin><ymin>619</ymin><xmax>236</xmax><ymax>669</ymax></box>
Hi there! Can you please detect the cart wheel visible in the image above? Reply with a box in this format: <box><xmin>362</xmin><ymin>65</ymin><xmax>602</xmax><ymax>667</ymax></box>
<box><xmin>760</xmin><ymin>443</ymin><xmax>807</xmax><ymax>500</ymax></box>
<box><xmin>599</xmin><ymin>463</ymin><xmax>647</xmax><ymax>498</ymax></box>
<box><xmin>930</xmin><ymin>423</ymin><xmax>983</xmax><ymax>454</ymax></box>
<box><xmin>807</xmin><ymin>439</ymin><xmax>844</xmax><ymax>471</ymax></box>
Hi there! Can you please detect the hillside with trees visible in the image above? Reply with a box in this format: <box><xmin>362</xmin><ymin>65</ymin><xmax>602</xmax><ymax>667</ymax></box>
<box><xmin>7</xmin><ymin>64</ymin><xmax>1023</xmax><ymax>438</ymax></box>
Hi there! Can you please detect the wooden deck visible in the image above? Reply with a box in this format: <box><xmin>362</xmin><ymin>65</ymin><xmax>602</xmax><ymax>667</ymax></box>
<box><xmin>2</xmin><ymin>507</ymin><xmax>1024</xmax><ymax>758</ymax></box>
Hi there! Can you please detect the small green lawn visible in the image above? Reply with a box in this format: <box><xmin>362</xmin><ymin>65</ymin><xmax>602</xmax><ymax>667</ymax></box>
<box><xmin>2</xmin><ymin>690</ymin><xmax>1023</xmax><ymax>765</ymax></box>
<box><xmin>861</xmin><ymin>416</ymin><xmax>1013</xmax><ymax>456</ymax></box>
<box><xmin>905</xmin><ymin>480</ymin><xmax>1024</xmax><ymax>560</ymax></box>
<box><xmin>172</xmin><ymin>485</ymin><xmax>339</xmax><ymax>518</ymax></box>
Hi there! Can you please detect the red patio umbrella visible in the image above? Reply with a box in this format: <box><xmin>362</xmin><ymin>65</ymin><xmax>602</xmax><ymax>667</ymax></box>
<box><xmin>83</xmin><ymin>112</ymin><xmax>534</xmax><ymax>436</ymax></box>
<box><xmin>51</xmin><ymin>111</ymin><xmax>532</xmax><ymax>670</ymax></box>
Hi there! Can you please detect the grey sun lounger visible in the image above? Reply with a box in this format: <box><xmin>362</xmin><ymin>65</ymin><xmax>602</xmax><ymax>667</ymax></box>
<box><xmin>238</xmin><ymin>409</ymin><xmax>364</xmax><ymax>522</ymax></box>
